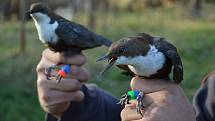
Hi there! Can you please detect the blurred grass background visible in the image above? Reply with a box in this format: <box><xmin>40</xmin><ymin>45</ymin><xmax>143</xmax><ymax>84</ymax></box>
<box><xmin>0</xmin><ymin>0</ymin><xmax>215</xmax><ymax>121</ymax></box>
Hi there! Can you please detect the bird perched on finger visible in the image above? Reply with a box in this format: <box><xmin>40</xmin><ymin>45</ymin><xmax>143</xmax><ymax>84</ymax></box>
<box><xmin>27</xmin><ymin>3</ymin><xmax>112</xmax><ymax>83</ymax></box>
<box><xmin>97</xmin><ymin>33</ymin><xmax>183</xmax><ymax>115</ymax></box>
<box><xmin>27</xmin><ymin>2</ymin><xmax>112</xmax><ymax>53</ymax></box>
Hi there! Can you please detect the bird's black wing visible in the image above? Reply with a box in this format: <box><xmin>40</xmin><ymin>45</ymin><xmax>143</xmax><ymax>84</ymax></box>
<box><xmin>153</xmin><ymin>37</ymin><xmax>183</xmax><ymax>84</ymax></box>
<box><xmin>56</xmin><ymin>20</ymin><xmax>112</xmax><ymax>49</ymax></box>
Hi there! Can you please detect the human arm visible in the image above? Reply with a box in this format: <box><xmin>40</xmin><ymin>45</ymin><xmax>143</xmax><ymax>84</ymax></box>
<box><xmin>193</xmin><ymin>71</ymin><xmax>215</xmax><ymax>121</ymax></box>
<box><xmin>36</xmin><ymin>49</ymin><xmax>123</xmax><ymax>121</ymax></box>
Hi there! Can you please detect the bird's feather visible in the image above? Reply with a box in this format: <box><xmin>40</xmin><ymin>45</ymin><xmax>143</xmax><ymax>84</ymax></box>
<box><xmin>55</xmin><ymin>19</ymin><xmax>112</xmax><ymax>49</ymax></box>
<box><xmin>137</xmin><ymin>33</ymin><xmax>183</xmax><ymax>83</ymax></box>
<box><xmin>153</xmin><ymin>37</ymin><xmax>183</xmax><ymax>84</ymax></box>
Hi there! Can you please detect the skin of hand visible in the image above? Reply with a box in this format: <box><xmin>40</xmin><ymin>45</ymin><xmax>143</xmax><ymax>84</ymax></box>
<box><xmin>36</xmin><ymin>49</ymin><xmax>90</xmax><ymax>119</ymax></box>
<box><xmin>121</xmin><ymin>77</ymin><xmax>196</xmax><ymax>121</ymax></box>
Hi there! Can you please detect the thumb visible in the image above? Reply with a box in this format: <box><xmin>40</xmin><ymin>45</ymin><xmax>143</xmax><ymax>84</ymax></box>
<box><xmin>121</xmin><ymin>104</ymin><xmax>142</xmax><ymax>121</ymax></box>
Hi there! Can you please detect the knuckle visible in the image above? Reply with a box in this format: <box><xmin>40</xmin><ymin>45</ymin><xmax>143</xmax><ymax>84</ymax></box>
<box><xmin>77</xmin><ymin>68</ymin><xmax>90</xmax><ymax>81</ymax></box>
<box><xmin>40</xmin><ymin>94</ymin><xmax>50</xmax><ymax>103</ymax></box>
<box><xmin>42</xmin><ymin>49</ymin><xmax>48</xmax><ymax>57</ymax></box>
<box><xmin>72</xmin><ymin>92</ymin><xmax>83</xmax><ymax>102</ymax></box>
<box><xmin>82</xmin><ymin>69</ymin><xmax>90</xmax><ymax>80</ymax></box>
<box><xmin>36</xmin><ymin>64</ymin><xmax>43</xmax><ymax>73</ymax></box>
<box><xmin>69</xmin><ymin>79</ymin><xmax>81</xmax><ymax>90</ymax></box>
<box><xmin>78</xmin><ymin>56</ymin><xmax>86</xmax><ymax>66</ymax></box>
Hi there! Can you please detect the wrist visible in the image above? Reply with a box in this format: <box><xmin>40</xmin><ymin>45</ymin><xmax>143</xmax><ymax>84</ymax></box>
<box><xmin>43</xmin><ymin>102</ymin><xmax>70</xmax><ymax>118</ymax></box>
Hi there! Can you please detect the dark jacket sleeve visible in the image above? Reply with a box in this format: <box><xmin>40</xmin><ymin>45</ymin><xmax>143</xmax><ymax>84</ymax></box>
<box><xmin>193</xmin><ymin>73</ymin><xmax>215</xmax><ymax>121</ymax></box>
<box><xmin>45</xmin><ymin>84</ymin><xmax>123</xmax><ymax>121</ymax></box>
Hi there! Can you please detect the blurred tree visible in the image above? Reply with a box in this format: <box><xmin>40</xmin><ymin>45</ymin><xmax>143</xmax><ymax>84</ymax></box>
<box><xmin>145</xmin><ymin>0</ymin><xmax>164</xmax><ymax>7</ymax></box>
<box><xmin>192</xmin><ymin>0</ymin><xmax>203</xmax><ymax>16</ymax></box>
<box><xmin>69</xmin><ymin>0</ymin><xmax>86</xmax><ymax>21</ymax></box>
<box><xmin>206</xmin><ymin>0</ymin><xmax>215</xmax><ymax>3</ymax></box>
<box><xmin>2</xmin><ymin>0</ymin><xmax>11</xmax><ymax>21</ymax></box>
<box><xmin>19</xmin><ymin>0</ymin><xmax>26</xmax><ymax>54</ymax></box>
<box><xmin>88</xmin><ymin>0</ymin><xmax>97</xmax><ymax>31</ymax></box>
<box><xmin>1</xmin><ymin>0</ymin><xmax>39</xmax><ymax>21</ymax></box>
<box><xmin>126</xmin><ymin>0</ymin><xmax>165</xmax><ymax>12</ymax></box>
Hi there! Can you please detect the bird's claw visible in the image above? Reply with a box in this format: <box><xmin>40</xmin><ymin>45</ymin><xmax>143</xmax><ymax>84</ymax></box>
<box><xmin>44</xmin><ymin>64</ymin><xmax>71</xmax><ymax>84</ymax></box>
<box><xmin>56</xmin><ymin>75</ymin><xmax>62</xmax><ymax>84</ymax></box>
<box><xmin>118</xmin><ymin>93</ymin><xmax>130</xmax><ymax>105</ymax></box>
<box><xmin>118</xmin><ymin>91</ymin><xmax>145</xmax><ymax>116</ymax></box>
<box><xmin>136</xmin><ymin>91</ymin><xmax>145</xmax><ymax>116</ymax></box>
<box><xmin>44</xmin><ymin>65</ymin><xmax>60</xmax><ymax>80</ymax></box>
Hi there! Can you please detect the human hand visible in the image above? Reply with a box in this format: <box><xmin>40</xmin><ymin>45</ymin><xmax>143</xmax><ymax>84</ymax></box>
<box><xmin>121</xmin><ymin>77</ymin><xmax>195</xmax><ymax>121</ymax></box>
<box><xmin>36</xmin><ymin>49</ymin><xmax>90</xmax><ymax>119</ymax></box>
<box><xmin>125</xmin><ymin>77</ymin><xmax>168</xmax><ymax>121</ymax></box>
<box><xmin>121</xmin><ymin>103</ymin><xmax>142</xmax><ymax>121</ymax></box>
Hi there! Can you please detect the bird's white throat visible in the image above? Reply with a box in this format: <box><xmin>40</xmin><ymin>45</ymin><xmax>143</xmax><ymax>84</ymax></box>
<box><xmin>115</xmin><ymin>45</ymin><xmax>166</xmax><ymax>77</ymax></box>
<box><xmin>31</xmin><ymin>12</ymin><xmax>58</xmax><ymax>44</ymax></box>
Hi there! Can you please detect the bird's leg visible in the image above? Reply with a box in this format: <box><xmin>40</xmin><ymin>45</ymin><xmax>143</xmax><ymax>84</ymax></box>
<box><xmin>118</xmin><ymin>90</ymin><xmax>145</xmax><ymax>116</ymax></box>
<box><xmin>56</xmin><ymin>64</ymin><xmax>71</xmax><ymax>84</ymax></box>
<box><xmin>136</xmin><ymin>91</ymin><xmax>145</xmax><ymax>116</ymax></box>
<box><xmin>118</xmin><ymin>93</ymin><xmax>130</xmax><ymax>106</ymax></box>
<box><xmin>44</xmin><ymin>65</ymin><xmax>60</xmax><ymax>80</ymax></box>
<box><xmin>44</xmin><ymin>64</ymin><xmax>71</xmax><ymax>84</ymax></box>
<box><xmin>56</xmin><ymin>75</ymin><xmax>62</xmax><ymax>84</ymax></box>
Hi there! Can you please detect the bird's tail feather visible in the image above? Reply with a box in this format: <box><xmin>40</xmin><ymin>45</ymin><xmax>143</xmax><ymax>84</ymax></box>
<box><xmin>93</xmin><ymin>35</ymin><xmax>112</xmax><ymax>47</ymax></box>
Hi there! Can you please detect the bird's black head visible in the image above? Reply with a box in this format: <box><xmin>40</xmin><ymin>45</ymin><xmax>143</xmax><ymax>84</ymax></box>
<box><xmin>25</xmin><ymin>3</ymin><xmax>49</xmax><ymax>17</ymax></box>
<box><xmin>30</xmin><ymin>3</ymin><xmax>49</xmax><ymax>14</ymax></box>
<box><xmin>97</xmin><ymin>34</ymin><xmax>152</xmax><ymax>74</ymax></box>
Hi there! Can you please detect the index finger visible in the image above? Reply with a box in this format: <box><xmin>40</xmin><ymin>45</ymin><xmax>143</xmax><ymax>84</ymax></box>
<box><xmin>121</xmin><ymin>104</ymin><xmax>142</xmax><ymax>121</ymax></box>
<box><xmin>42</xmin><ymin>49</ymin><xmax>86</xmax><ymax>66</ymax></box>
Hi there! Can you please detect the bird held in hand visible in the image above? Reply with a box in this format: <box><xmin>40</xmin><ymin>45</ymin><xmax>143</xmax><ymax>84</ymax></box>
<box><xmin>27</xmin><ymin>3</ymin><xmax>112</xmax><ymax>83</ymax></box>
<box><xmin>97</xmin><ymin>33</ymin><xmax>183</xmax><ymax>115</ymax></box>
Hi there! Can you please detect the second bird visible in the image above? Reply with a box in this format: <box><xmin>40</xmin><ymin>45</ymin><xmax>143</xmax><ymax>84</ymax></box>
<box><xmin>97</xmin><ymin>33</ymin><xmax>183</xmax><ymax>115</ymax></box>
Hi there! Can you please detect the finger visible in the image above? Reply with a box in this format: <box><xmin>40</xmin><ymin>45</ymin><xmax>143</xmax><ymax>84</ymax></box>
<box><xmin>37</xmin><ymin>65</ymin><xmax>89</xmax><ymax>91</ymax></box>
<box><xmin>125</xmin><ymin>103</ymin><xmax>137</xmax><ymax>109</ymax></box>
<box><xmin>43</xmin><ymin>49</ymin><xmax>86</xmax><ymax>65</ymax></box>
<box><xmin>44</xmin><ymin>78</ymin><xmax>82</xmax><ymax>92</ymax></box>
<box><xmin>67</xmin><ymin>66</ymin><xmax>90</xmax><ymax>82</ymax></box>
<box><xmin>36</xmin><ymin>56</ymin><xmax>56</xmax><ymax>76</ymax></box>
<box><xmin>121</xmin><ymin>104</ymin><xmax>142</xmax><ymax>121</ymax></box>
<box><xmin>121</xmin><ymin>113</ymin><xmax>142</xmax><ymax>121</ymax></box>
<box><xmin>40</xmin><ymin>90</ymin><xmax>84</xmax><ymax>106</ymax></box>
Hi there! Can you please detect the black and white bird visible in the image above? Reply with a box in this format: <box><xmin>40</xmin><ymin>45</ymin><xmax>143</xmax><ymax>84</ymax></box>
<box><xmin>97</xmin><ymin>33</ymin><xmax>183</xmax><ymax>84</ymax></box>
<box><xmin>27</xmin><ymin>3</ymin><xmax>112</xmax><ymax>54</ymax></box>
<box><xmin>27</xmin><ymin>3</ymin><xmax>112</xmax><ymax>83</ymax></box>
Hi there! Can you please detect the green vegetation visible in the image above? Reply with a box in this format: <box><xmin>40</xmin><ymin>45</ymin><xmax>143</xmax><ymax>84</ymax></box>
<box><xmin>0</xmin><ymin>6</ymin><xmax>215</xmax><ymax>121</ymax></box>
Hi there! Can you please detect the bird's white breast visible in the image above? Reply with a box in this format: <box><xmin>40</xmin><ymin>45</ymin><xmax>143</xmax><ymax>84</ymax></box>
<box><xmin>31</xmin><ymin>13</ymin><xmax>59</xmax><ymax>44</ymax></box>
<box><xmin>116</xmin><ymin>45</ymin><xmax>166</xmax><ymax>77</ymax></box>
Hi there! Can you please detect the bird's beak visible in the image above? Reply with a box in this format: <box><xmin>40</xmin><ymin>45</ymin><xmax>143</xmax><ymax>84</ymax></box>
<box><xmin>100</xmin><ymin>57</ymin><xmax>117</xmax><ymax>75</ymax></box>
<box><xmin>25</xmin><ymin>10</ymin><xmax>31</xmax><ymax>19</ymax></box>
<box><xmin>25</xmin><ymin>10</ymin><xmax>31</xmax><ymax>15</ymax></box>
<box><xmin>96</xmin><ymin>55</ymin><xmax>109</xmax><ymax>62</ymax></box>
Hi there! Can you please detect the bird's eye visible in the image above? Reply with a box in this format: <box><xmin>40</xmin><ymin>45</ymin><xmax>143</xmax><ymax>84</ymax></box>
<box><xmin>39</xmin><ymin>8</ymin><xmax>43</xmax><ymax>11</ymax></box>
<box><xmin>119</xmin><ymin>47</ymin><xmax>125</xmax><ymax>53</ymax></box>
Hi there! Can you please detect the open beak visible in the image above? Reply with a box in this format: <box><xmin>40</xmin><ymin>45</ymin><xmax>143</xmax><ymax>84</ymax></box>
<box><xmin>100</xmin><ymin>57</ymin><xmax>117</xmax><ymax>75</ymax></box>
<box><xmin>97</xmin><ymin>56</ymin><xmax>117</xmax><ymax>75</ymax></box>
<box><xmin>96</xmin><ymin>55</ymin><xmax>109</xmax><ymax>62</ymax></box>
